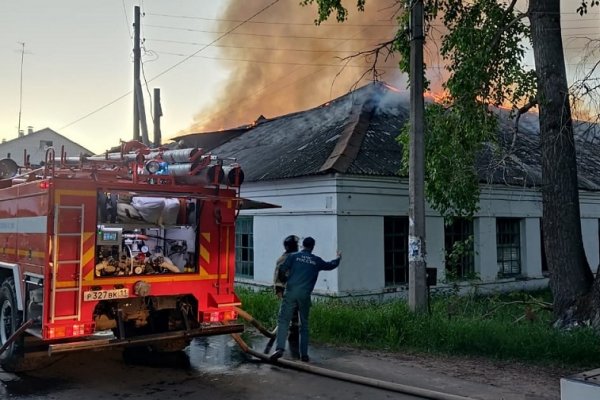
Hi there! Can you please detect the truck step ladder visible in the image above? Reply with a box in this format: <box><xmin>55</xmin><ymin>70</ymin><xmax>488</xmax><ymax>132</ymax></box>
<box><xmin>50</xmin><ymin>204</ymin><xmax>85</xmax><ymax>323</ymax></box>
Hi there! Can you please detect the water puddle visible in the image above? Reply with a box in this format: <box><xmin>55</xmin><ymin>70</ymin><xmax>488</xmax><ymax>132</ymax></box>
<box><xmin>0</xmin><ymin>332</ymin><xmax>315</xmax><ymax>397</ymax></box>
<box><xmin>0</xmin><ymin>333</ymin><xmax>271</xmax><ymax>396</ymax></box>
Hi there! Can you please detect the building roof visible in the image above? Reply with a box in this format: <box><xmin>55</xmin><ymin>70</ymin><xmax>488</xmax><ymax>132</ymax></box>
<box><xmin>478</xmin><ymin>110</ymin><xmax>600</xmax><ymax>190</ymax></box>
<box><xmin>174</xmin><ymin>82</ymin><xmax>600</xmax><ymax>189</ymax></box>
<box><xmin>175</xmin><ymin>83</ymin><xmax>407</xmax><ymax>182</ymax></box>
<box><xmin>0</xmin><ymin>127</ymin><xmax>94</xmax><ymax>157</ymax></box>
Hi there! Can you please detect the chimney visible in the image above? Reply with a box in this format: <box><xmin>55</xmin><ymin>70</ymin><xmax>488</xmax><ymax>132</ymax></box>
<box><xmin>18</xmin><ymin>130</ymin><xmax>24</xmax><ymax>138</ymax></box>
<box><xmin>27</xmin><ymin>126</ymin><xmax>34</xmax><ymax>135</ymax></box>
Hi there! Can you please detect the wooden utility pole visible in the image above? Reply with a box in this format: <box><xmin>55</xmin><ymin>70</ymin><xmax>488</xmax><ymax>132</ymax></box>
<box><xmin>133</xmin><ymin>6</ymin><xmax>141</xmax><ymax>142</ymax></box>
<box><xmin>408</xmin><ymin>0</ymin><xmax>428</xmax><ymax>312</ymax></box>
<box><xmin>135</xmin><ymin>82</ymin><xmax>149</xmax><ymax>144</ymax></box>
<box><xmin>153</xmin><ymin>88</ymin><xmax>162</xmax><ymax>147</ymax></box>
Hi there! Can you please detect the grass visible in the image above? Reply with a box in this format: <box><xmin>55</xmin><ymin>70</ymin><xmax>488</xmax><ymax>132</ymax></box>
<box><xmin>236</xmin><ymin>287</ymin><xmax>600</xmax><ymax>369</ymax></box>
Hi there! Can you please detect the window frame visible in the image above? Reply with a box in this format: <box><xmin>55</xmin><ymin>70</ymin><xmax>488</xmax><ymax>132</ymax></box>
<box><xmin>496</xmin><ymin>217</ymin><xmax>522</xmax><ymax>277</ymax></box>
<box><xmin>235</xmin><ymin>216</ymin><xmax>254</xmax><ymax>278</ymax></box>
<box><xmin>384</xmin><ymin>216</ymin><xmax>409</xmax><ymax>286</ymax></box>
<box><xmin>444</xmin><ymin>218</ymin><xmax>475</xmax><ymax>280</ymax></box>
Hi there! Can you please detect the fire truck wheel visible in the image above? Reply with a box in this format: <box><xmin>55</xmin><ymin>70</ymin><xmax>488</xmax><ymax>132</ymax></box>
<box><xmin>0</xmin><ymin>277</ymin><xmax>23</xmax><ymax>371</ymax></box>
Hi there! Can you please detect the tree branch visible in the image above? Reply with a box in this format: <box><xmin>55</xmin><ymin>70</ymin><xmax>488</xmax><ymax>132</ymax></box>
<box><xmin>487</xmin><ymin>7</ymin><xmax>529</xmax><ymax>53</ymax></box>
<box><xmin>337</xmin><ymin>37</ymin><xmax>398</xmax><ymax>82</ymax></box>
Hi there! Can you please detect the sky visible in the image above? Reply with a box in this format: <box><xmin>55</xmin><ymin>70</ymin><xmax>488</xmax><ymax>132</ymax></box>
<box><xmin>0</xmin><ymin>0</ymin><xmax>598</xmax><ymax>155</ymax></box>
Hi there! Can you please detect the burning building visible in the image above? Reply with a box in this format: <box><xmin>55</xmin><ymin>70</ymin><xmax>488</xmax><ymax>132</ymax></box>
<box><xmin>173</xmin><ymin>82</ymin><xmax>600</xmax><ymax>298</ymax></box>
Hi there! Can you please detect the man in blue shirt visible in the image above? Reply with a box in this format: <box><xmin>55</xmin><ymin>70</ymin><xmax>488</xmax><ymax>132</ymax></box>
<box><xmin>271</xmin><ymin>235</ymin><xmax>300</xmax><ymax>358</ymax></box>
<box><xmin>270</xmin><ymin>237</ymin><xmax>341</xmax><ymax>362</ymax></box>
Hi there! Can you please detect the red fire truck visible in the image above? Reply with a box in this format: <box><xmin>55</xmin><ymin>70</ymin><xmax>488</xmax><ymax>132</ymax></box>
<box><xmin>0</xmin><ymin>142</ymin><xmax>260</xmax><ymax>371</ymax></box>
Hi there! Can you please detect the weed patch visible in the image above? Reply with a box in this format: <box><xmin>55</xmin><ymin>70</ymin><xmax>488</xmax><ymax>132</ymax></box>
<box><xmin>237</xmin><ymin>288</ymin><xmax>600</xmax><ymax>369</ymax></box>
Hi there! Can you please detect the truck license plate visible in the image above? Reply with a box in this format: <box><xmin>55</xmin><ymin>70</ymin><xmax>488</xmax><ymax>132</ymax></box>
<box><xmin>83</xmin><ymin>288</ymin><xmax>129</xmax><ymax>301</ymax></box>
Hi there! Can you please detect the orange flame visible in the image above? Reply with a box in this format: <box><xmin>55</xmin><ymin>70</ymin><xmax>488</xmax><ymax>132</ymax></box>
<box><xmin>383</xmin><ymin>83</ymin><xmax>402</xmax><ymax>93</ymax></box>
<box><xmin>424</xmin><ymin>89</ymin><xmax>451</xmax><ymax>104</ymax></box>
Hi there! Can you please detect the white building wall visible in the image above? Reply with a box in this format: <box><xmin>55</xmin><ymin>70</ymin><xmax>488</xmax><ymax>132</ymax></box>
<box><xmin>521</xmin><ymin>218</ymin><xmax>542</xmax><ymax>278</ymax></box>
<box><xmin>336</xmin><ymin>216</ymin><xmax>384</xmax><ymax>295</ymax></box>
<box><xmin>238</xmin><ymin>175</ymin><xmax>600</xmax><ymax>297</ymax></box>
<box><xmin>478</xmin><ymin>186</ymin><xmax>543</xmax><ymax>218</ymax></box>
<box><xmin>238</xmin><ymin>177</ymin><xmax>340</xmax><ymax>294</ymax></box>
<box><xmin>474</xmin><ymin>217</ymin><xmax>498</xmax><ymax>281</ymax></box>
<box><xmin>581</xmin><ymin>218</ymin><xmax>599</xmax><ymax>272</ymax></box>
<box><xmin>253</xmin><ymin>214</ymin><xmax>339</xmax><ymax>294</ymax></box>
<box><xmin>0</xmin><ymin>129</ymin><xmax>91</xmax><ymax>166</ymax></box>
<box><xmin>426</xmin><ymin>216</ymin><xmax>446</xmax><ymax>283</ymax></box>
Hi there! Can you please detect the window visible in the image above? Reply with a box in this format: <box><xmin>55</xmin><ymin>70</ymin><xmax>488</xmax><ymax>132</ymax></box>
<box><xmin>496</xmin><ymin>218</ymin><xmax>521</xmax><ymax>277</ymax></box>
<box><xmin>39</xmin><ymin>140</ymin><xmax>53</xmax><ymax>150</ymax></box>
<box><xmin>384</xmin><ymin>216</ymin><xmax>409</xmax><ymax>286</ymax></box>
<box><xmin>235</xmin><ymin>216</ymin><xmax>254</xmax><ymax>278</ymax></box>
<box><xmin>444</xmin><ymin>218</ymin><xmax>474</xmax><ymax>279</ymax></box>
<box><xmin>541</xmin><ymin>223</ymin><xmax>548</xmax><ymax>275</ymax></box>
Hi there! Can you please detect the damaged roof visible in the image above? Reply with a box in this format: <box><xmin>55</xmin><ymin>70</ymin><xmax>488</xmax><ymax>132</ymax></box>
<box><xmin>175</xmin><ymin>82</ymin><xmax>600</xmax><ymax>189</ymax></box>
<box><xmin>176</xmin><ymin>83</ymin><xmax>407</xmax><ymax>182</ymax></box>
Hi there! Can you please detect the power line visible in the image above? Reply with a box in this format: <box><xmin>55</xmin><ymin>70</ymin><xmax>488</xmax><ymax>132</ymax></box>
<box><xmin>143</xmin><ymin>24</ymin><xmax>390</xmax><ymax>40</ymax></box>
<box><xmin>121</xmin><ymin>0</ymin><xmax>133</xmax><ymax>39</ymax></box>
<box><xmin>60</xmin><ymin>0</ymin><xmax>282</xmax><ymax>131</ymax></box>
<box><xmin>146</xmin><ymin>10</ymin><xmax>600</xmax><ymax>23</ymax></box>
<box><xmin>154</xmin><ymin>50</ymin><xmax>399</xmax><ymax>68</ymax></box>
<box><xmin>187</xmin><ymin>23</ymin><xmax>382</xmax><ymax>129</ymax></box>
<box><xmin>146</xmin><ymin>37</ymin><xmax>386</xmax><ymax>53</ymax></box>
<box><xmin>60</xmin><ymin>92</ymin><xmax>133</xmax><ymax>130</ymax></box>
<box><xmin>144</xmin><ymin>22</ymin><xmax>597</xmax><ymax>40</ymax></box>
<box><xmin>145</xmin><ymin>11</ymin><xmax>396</xmax><ymax>27</ymax></box>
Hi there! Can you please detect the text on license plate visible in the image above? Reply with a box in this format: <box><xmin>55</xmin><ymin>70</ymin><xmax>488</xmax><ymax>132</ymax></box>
<box><xmin>83</xmin><ymin>289</ymin><xmax>129</xmax><ymax>301</ymax></box>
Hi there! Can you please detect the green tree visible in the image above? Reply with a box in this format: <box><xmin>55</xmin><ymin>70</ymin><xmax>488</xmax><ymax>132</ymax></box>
<box><xmin>304</xmin><ymin>0</ymin><xmax>600</xmax><ymax>328</ymax></box>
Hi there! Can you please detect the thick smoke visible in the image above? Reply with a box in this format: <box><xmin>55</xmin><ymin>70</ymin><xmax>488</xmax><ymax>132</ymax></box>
<box><xmin>186</xmin><ymin>0</ymin><xmax>403</xmax><ymax>133</ymax></box>
<box><xmin>185</xmin><ymin>0</ymin><xmax>598</xmax><ymax>133</ymax></box>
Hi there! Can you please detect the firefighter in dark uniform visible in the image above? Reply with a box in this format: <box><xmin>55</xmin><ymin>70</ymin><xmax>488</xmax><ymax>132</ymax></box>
<box><xmin>273</xmin><ymin>235</ymin><xmax>301</xmax><ymax>358</ymax></box>
<box><xmin>270</xmin><ymin>236</ymin><xmax>341</xmax><ymax>362</ymax></box>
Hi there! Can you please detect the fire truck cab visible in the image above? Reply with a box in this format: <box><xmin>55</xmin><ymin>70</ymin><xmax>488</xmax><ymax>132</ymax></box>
<box><xmin>0</xmin><ymin>142</ymin><xmax>261</xmax><ymax>371</ymax></box>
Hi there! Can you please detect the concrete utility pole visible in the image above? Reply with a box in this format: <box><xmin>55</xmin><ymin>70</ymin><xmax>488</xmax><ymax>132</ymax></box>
<box><xmin>133</xmin><ymin>6</ymin><xmax>149</xmax><ymax>145</ymax></box>
<box><xmin>133</xmin><ymin>6</ymin><xmax>141</xmax><ymax>142</ymax></box>
<box><xmin>153</xmin><ymin>88</ymin><xmax>162</xmax><ymax>147</ymax></box>
<box><xmin>408</xmin><ymin>0</ymin><xmax>428</xmax><ymax>312</ymax></box>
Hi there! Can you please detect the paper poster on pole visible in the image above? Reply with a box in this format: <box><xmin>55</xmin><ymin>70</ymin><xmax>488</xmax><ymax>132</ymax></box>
<box><xmin>408</xmin><ymin>235</ymin><xmax>424</xmax><ymax>262</ymax></box>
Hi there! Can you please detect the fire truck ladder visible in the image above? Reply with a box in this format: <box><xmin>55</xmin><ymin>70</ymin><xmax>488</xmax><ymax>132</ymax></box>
<box><xmin>50</xmin><ymin>204</ymin><xmax>85</xmax><ymax>323</ymax></box>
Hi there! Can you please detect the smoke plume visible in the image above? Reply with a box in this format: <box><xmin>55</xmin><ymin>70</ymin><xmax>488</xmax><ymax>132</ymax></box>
<box><xmin>185</xmin><ymin>0</ymin><xmax>403</xmax><ymax>133</ymax></box>
<box><xmin>184</xmin><ymin>0</ymin><xmax>598</xmax><ymax>134</ymax></box>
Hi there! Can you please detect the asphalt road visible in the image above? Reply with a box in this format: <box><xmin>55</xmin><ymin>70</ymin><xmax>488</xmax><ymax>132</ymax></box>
<box><xmin>0</xmin><ymin>334</ymin><xmax>555</xmax><ymax>400</ymax></box>
<box><xmin>0</xmin><ymin>335</ymin><xmax>421</xmax><ymax>400</ymax></box>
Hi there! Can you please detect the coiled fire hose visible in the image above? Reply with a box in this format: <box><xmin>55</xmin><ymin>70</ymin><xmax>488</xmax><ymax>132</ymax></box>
<box><xmin>232</xmin><ymin>307</ymin><xmax>475</xmax><ymax>400</ymax></box>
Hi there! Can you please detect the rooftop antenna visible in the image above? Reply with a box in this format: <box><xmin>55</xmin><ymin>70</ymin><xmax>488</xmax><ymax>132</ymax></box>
<box><xmin>17</xmin><ymin>42</ymin><xmax>25</xmax><ymax>137</ymax></box>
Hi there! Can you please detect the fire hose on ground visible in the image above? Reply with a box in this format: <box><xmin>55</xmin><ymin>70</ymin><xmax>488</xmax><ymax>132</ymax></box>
<box><xmin>232</xmin><ymin>307</ymin><xmax>476</xmax><ymax>400</ymax></box>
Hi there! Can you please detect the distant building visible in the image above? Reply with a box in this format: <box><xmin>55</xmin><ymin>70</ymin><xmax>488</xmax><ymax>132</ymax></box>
<box><xmin>174</xmin><ymin>82</ymin><xmax>600</xmax><ymax>299</ymax></box>
<box><xmin>0</xmin><ymin>127</ymin><xmax>93</xmax><ymax>167</ymax></box>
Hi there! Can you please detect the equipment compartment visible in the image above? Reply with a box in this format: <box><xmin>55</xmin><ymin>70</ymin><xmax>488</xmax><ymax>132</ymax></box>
<box><xmin>95</xmin><ymin>191</ymin><xmax>199</xmax><ymax>276</ymax></box>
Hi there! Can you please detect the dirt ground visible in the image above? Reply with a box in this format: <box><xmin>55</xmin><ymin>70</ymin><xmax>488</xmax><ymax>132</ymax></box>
<box><xmin>348</xmin><ymin>348</ymin><xmax>575</xmax><ymax>400</ymax></box>
<box><xmin>0</xmin><ymin>335</ymin><xmax>580</xmax><ymax>400</ymax></box>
